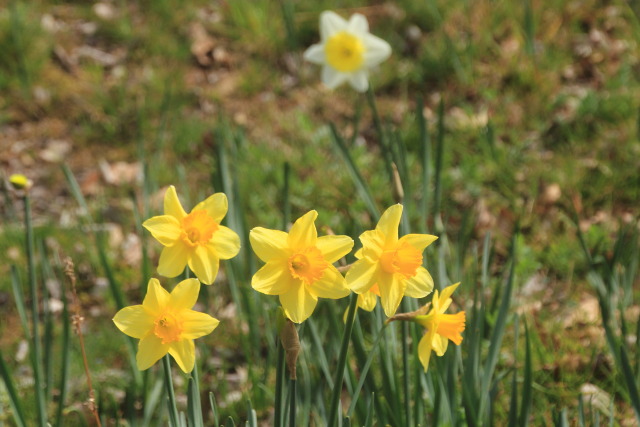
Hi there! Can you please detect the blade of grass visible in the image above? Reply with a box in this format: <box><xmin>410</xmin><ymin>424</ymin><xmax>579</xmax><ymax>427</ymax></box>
<box><xmin>0</xmin><ymin>349</ymin><xmax>27</xmax><ymax>427</ymax></box>
<box><xmin>619</xmin><ymin>344</ymin><xmax>640</xmax><ymax>422</ymax></box>
<box><xmin>417</xmin><ymin>95</ymin><xmax>431</xmax><ymax>233</ymax></box>
<box><xmin>520</xmin><ymin>319</ymin><xmax>533</xmax><ymax>427</ymax></box>
<box><xmin>209</xmin><ymin>392</ymin><xmax>219</xmax><ymax>426</ymax></box>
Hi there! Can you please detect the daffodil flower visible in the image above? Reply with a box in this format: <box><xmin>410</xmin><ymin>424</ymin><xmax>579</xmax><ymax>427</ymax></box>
<box><xmin>113</xmin><ymin>278</ymin><xmax>219</xmax><ymax>373</ymax></box>
<box><xmin>303</xmin><ymin>11</ymin><xmax>391</xmax><ymax>92</ymax></box>
<box><xmin>250</xmin><ymin>210</ymin><xmax>354</xmax><ymax>323</ymax></box>
<box><xmin>143</xmin><ymin>186</ymin><xmax>241</xmax><ymax>285</ymax></box>
<box><xmin>346</xmin><ymin>204</ymin><xmax>437</xmax><ymax>317</ymax></box>
<box><xmin>414</xmin><ymin>283</ymin><xmax>466</xmax><ymax>372</ymax></box>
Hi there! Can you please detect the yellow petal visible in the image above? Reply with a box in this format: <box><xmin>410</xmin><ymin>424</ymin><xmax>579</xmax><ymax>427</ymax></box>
<box><xmin>249</xmin><ymin>227</ymin><xmax>290</xmax><ymax>262</ymax></box>
<box><xmin>113</xmin><ymin>305</ymin><xmax>154</xmax><ymax>338</ymax></box>
<box><xmin>377</xmin><ymin>272</ymin><xmax>406</xmax><ymax>317</ymax></box>
<box><xmin>169</xmin><ymin>278</ymin><xmax>200</xmax><ymax>310</ymax></box>
<box><xmin>376</xmin><ymin>204</ymin><xmax>403</xmax><ymax>245</ymax></box>
<box><xmin>180</xmin><ymin>311</ymin><xmax>220</xmax><ymax>340</ymax></box>
<box><xmin>188</xmin><ymin>245</ymin><xmax>219</xmax><ymax>285</ymax></box>
<box><xmin>287</xmin><ymin>211</ymin><xmax>318</xmax><ymax>250</ymax></box>
<box><xmin>164</xmin><ymin>186</ymin><xmax>187</xmax><ymax>220</ymax></box>
<box><xmin>142</xmin><ymin>278</ymin><xmax>170</xmax><ymax>314</ymax></box>
<box><xmin>397</xmin><ymin>233</ymin><xmax>438</xmax><ymax>252</ymax></box>
<box><xmin>306</xmin><ymin>265</ymin><xmax>350</xmax><ymax>299</ymax></box>
<box><xmin>168</xmin><ymin>339</ymin><xmax>195</xmax><ymax>373</ymax></box>
<box><xmin>436</xmin><ymin>312</ymin><xmax>466</xmax><ymax>345</ymax></box>
<box><xmin>432</xmin><ymin>334</ymin><xmax>449</xmax><ymax>356</ymax></box>
<box><xmin>279</xmin><ymin>280</ymin><xmax>318</xmax><ymax>323</ymax></box>
<box><xmin>143</xmin><ymin>215</ymin><xmax>181</xmax><ymax>246</ymax></box>
<box><xmin>157</xmin><ymin>243</ymin><xmax>190</xmax><ymax>278</ymax></box>
<box><xmin>357</xmin><ymin>291</ymin><xmax>378</xmax><ymax>311</ymax></box>
<box><xmin>192</xmin><ymin>193</ymin><xmax>228</xmax><ymax>223</ymax></box>
<box><xmin>252</xmin><ymin>260</ymin><xmax>292</xmax><ymax>295</ymax></box>
<box><xmin>354</xmin><ymin>248</ymin><xmax>363</xmax><ymax>259</ymax></box>
<box><xmin>404</xmin><ymin>267</ymin><xmax>434</xmax><ymax>298</ymax></box>
<box><xmin>316</xmin><ymin>235</ymin><xmax>354</xmax><ymax>263</ymax></box>
<box><xmin>210</xmin><ymin>226</ymin><xmax>241</xmax><ymax>259</ymax></box>
<box><xmin>137</xmin><ymin>334</ymin><xmax>169</xmax><ymax>371</ymax></box>
<box><xmin>359</xmin><ymin>229</ymin><xmax>385</xmax><ymax>259</ymax></box>
<box><xmin>438</xmin><ymin>283</ymin><xmax>461</xmax><ymax>312</ymax></box>
<box><xmin>345</xmin><ymin>259</ymin><xmax>378</xmax><ymax>294</ymax></box>
<box><xmin>418</xmin><ymin>328</ymin><xmax>436</xmax><ymax>372</ymax></box>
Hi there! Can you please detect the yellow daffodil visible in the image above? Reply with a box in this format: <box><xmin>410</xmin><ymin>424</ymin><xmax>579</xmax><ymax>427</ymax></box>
<box><xmin>346</xmin><ymin>204</ymin><xmax>437</xmax><ymax>317</ymax></box>
<box><xmin>250</xmin><ymin>210</ymin><xmax>354</xmax><ymax>323</ymax></box>
<box><xmin>9</xmin><ymin>174</ymin><xmax>32</xmax><ymax>190</ymax></box>
<box><xmin>143</xmin><ymin>186</ymin><xmax>240</xmax><ymax>285</ymax></box>
<box><xmin>303</xmin><ymin>11</ymin><xmax>391</xmax><ymax>92</ymax></box>
<box><xmin>414</xmin><ymin>283</ymin><xmax>466</xmax><ymax>372</ymax></box>
<box><xmin>113</xmin><ymin>278</ymin><xmax>219</xmax><ymax>373</ymax></box>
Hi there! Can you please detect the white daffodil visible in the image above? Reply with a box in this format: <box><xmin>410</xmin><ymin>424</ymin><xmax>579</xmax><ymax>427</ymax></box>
<box><xmin>303</xmin><ymin>11</ymin><xmax>391</xmax><ymax>92</ymax></box>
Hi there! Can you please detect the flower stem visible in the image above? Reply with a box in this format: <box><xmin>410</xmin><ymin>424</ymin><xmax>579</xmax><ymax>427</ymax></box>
<box><xmin>327</xmin><ymin>293</ymin><xmax>358</xmax><ymax>427</ymax></box>
<box><xmin>162</xmin><ymin>355</ymin><xmax>180</xmax><ymax>427</ymax></box>
<box><xmin>289</xmin><ymin>378</ymin><xmax>297</xmax><ymax>427</ymax></box>
<box><xmin>274</xmin><ymin>340</ymin><xmax>285</xmax><ymax>427</ymax></box>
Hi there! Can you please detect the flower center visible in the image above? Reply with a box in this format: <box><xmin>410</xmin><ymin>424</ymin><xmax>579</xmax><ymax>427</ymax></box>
<box><xmin>288</xmin><ymin>246</ymin><xmax>328</xmax><ymax>285</ymax></box>
<box><xmin>181</xmin><ymin>209</ymin><xmax>218</xmax><ymax>246</ymax></box>
<box><xmin>153</xmin><ymin>311</ymin><xmax>183</xmax><ymax>344</ymax></box>
<box><xmin>379</xmin><ymin>242</ymin><xmax>423</xmax><ymax>279</ymax></box>
<box><xmin>325</xmin><ymin>31</ymin><xmax>365</xmax><ymax>72</ymax></box>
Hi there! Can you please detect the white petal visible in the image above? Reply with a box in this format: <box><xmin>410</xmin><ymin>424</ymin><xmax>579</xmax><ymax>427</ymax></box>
<box><xmin>348</xmin><ymin>71</ymin><xmax>369</xmax><ymax>92</ymax></box>
<box><xmin>320</xmin><ymin>11</ymin><xmax>347</xmax><ymax>40</ymax></box>
<box><xmin>321</xmin><ymin>66</ymin><xmax>348</xmax><ymax>89</ymax></box>
<box><xmin>303</xmin><ymin>44</ymin><xmax>326</xmax><ymax>65</ymax></box>
<box><xmin>363</xmin><ymin>34</ymin><xmax>392</xmax><ymax>67</ymax></box>
<box><xmin>347</xmin><ymin>13</ymin><xmax>369</xmax><ymax>34</ymax></box>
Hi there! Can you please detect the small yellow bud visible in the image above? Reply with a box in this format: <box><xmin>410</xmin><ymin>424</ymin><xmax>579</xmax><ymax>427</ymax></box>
<box><xmin>9</xmin><ymin>174</ymin><xmax>32</xmax><ymax>190</ymax></box>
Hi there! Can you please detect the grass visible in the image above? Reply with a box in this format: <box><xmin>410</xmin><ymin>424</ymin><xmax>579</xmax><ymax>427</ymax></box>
<box><xmin>0</xmin><ymin>0</ymin><xmax>639</xmax><ymax>425</ymax></box>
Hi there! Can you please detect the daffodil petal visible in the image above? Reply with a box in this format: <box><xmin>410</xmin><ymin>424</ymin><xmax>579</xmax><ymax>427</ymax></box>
<box><xmin>249</xmin><ymin>227</ymin><xmax>290</xmax><ymax>262</ymax></box>
<box><xmin>418</xmin><ymin>328</ymin><xmax>436</xmax><ymax>372</ymax></box>
<box><xmin>252</xmin><ymin>261</ymin><xmax>292</xmax><ymax>295</ymax></box>
<box><xmin>404</xmin><ymin>267</ymin><xmax>434</xmax><ymax>298</ymax></box>
<box><xmin>137</xmin><ymin>334</ymin><xmax>169</xmax><ymax>371</ymax></box>
<box><xmin>142</xmin><ymin>278</ymin><xmax>170</xmax><ymax>314</ymax></box>
<box><xmin>345</xmin><ymin>259</ymin><xmax>378</xmax><ymax>293</ymax></box>
<box><xmin>307</xmin><ymin>265</ymin><xmax>350</xmax><ymax>299</ymax></box>
<box><xmin>377</xmin><ymin>272</ymin><xmax>406</xmax><ymax>317</ymax></box>
<box><xmin>164</xmin><ymin>186</ymin><xmax>187</xmax><ymax>220</ymax></box>
<box><xmin>288</xmin><ymin>211</ymin><xmax>318</xmax><ymax>249</ymax></box>
<box><xmin>169</xmin><ymin>278</ymin><xmax>200</xmax><ymax>310</ymax></box>
<box><xmin>432</xmin><ymin>334</ymin><xmax>449</xmax><ymax>356</ymax></box>
<box><xmin>354</xmin><ymin>248</ymin><xmax>363</xmax><ymax>259</ymax></box>
<box><xmin>168</xmin><ymin>339</ymin><xmax>195</xmax><ymax>373</ymax></box>
<box><xmin>321</xmin><ymin>66</ymin><xmax>349</xmax><ymax>89</ymax></box>
<box><xmin>303</xmin><ymin>44</ymin><xmax>325</xmax><ymax>64</ymax></box>
<box><xmin>376</xmin><ymin>204</ymin><xmax>403</xmax><ymax>245</ymax></box>
<box><xmin>113</xmin><ymin>305</ymin><xmax>154</xmax><ymax>339</ymax></box>
<box><xmin>347</xmin><ymin>13</ymin><xmax>369</xmax><ymax>33</ymax></box>
<box><xmin>193</xmin><ymin>193</ymin><xmax>228</xmax><ymax>223</ymax></box>
<box><xmin>210</xmin><ymin>226</ymin><xmax>241</xmax><ymax>259</ymax></box>
<box><xmin>188</xmin><ymin>245</ymin><xmax>219</xmax><ymax>285</ymax></box>
<box><xmin>316</xmin><ymin>235</ymin><xmax>354</xmax><ymax>263</ymax></box>
<box><xmin>438</xmin><ymin>283</ymin><xmax>461</xmax><ymax>310</ymax></box>
<box><xmin>320</xmin><ymin>10</ymin><xmax>347</xmax><ymax>40</ymax></box>
<box><xmin>359</xmin><ymin>229</ymin><xmax>384</xmax><ymax>259</ymax></box>
<box><xmin>362</xmin><ymin>34</ymin><xmax>392</xmax><ymax>67</ymax></box>
<box><xmin>143</xmin><ymin>215</ymin><xmax>181</xmax><ymax>246</ymax></box>
<box><xmin>157</xmin><ymin>243</ymin><xmax>189</xmax><ymax>279</ymax></box>
<box><xmin>180</xmin><ymin>311</ymin><xmax>219</xmax><ymax>340</ymax></box>
<box><xmin>398</xmin><ymin>233</ymin><xmax>438</xmax><ymax>252</ymax></box>
<box><xmin>357</xmin><ymin>291</ymin><xmax>378</xmax><ymax>311</ymax></box>
<box><xmin>348</xmin><ymin>70</ymin><xmax>369</xmax><ymax>92</ymax></box>
<box><xmin>279</xmin><ymin>281</ymin><xmax>318</xmax><ymax>324</ymax></box>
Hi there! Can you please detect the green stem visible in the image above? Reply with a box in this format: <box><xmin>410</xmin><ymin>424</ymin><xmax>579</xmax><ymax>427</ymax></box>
<box><xmin>25</xmin><ymin>194</ymin><xmax>47</xmax><ymax>427</ymax></box>
<box><xmin>162</xmin><ymin>355</ymin><xmax>179</xmax><ymax>427</ymax></box>
<box><xmin>402</xmin><ymin>321</ymin><xmax>411</xmax><ymax>427</ymax></box>
<box><xmin>289</xmin><ymin>378</ymin><xmax>297</xmax><ymax>427</ymax></box>
<box><xmin>327</xmin><ymin>294</ymin><xmax>358</xmax><ymax>427</ymax></box>
<box><xmin>274</xmin><ymin>340</ymin><xmax>286</xmax><ymax>427</ymax></box>
<box><xmin>365</xmin><ymin>87</ymin><xmax>394</xmax><ymax>183</ymax></box>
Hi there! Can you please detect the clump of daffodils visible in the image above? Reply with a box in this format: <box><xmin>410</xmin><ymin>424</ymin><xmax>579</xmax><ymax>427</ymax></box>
<box><xmin>304</xmin><ymin>11</ymin><xmax>391</xmax><ymax>92</ymax></box>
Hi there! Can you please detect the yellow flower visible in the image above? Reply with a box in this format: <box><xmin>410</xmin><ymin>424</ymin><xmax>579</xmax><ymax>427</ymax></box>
<box><xmin>414</xmin><ymin>283</ymin><xmax>466</xmax><ymax>372</ymax></box>
<box><xmin>346</xmin><ymin>204</ymin><xmax>437</xmax><ymax>317</ymax></box>
<box><xmin>303</xmin><ymin>11</ymin><xmax>391</xmax><ymax>92</ymax></box>
<box><xmin>250</xmin><ymin>210</ymin><xmax>354</xmax><ymax>323</ymax></box>
<box><xmin>9</xmin><ymin>174</ymin><xmax>32</xmax><ymax>190</ymax></box>
<box><xmin>143</xmin><ymin>186</ymin><xmax>241</xmax><ymax>285</ymax></box>
<box><xmin>113</xmin><ymin>278</ymin><xmax>219</xmax><ymax>373</ymax></box>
